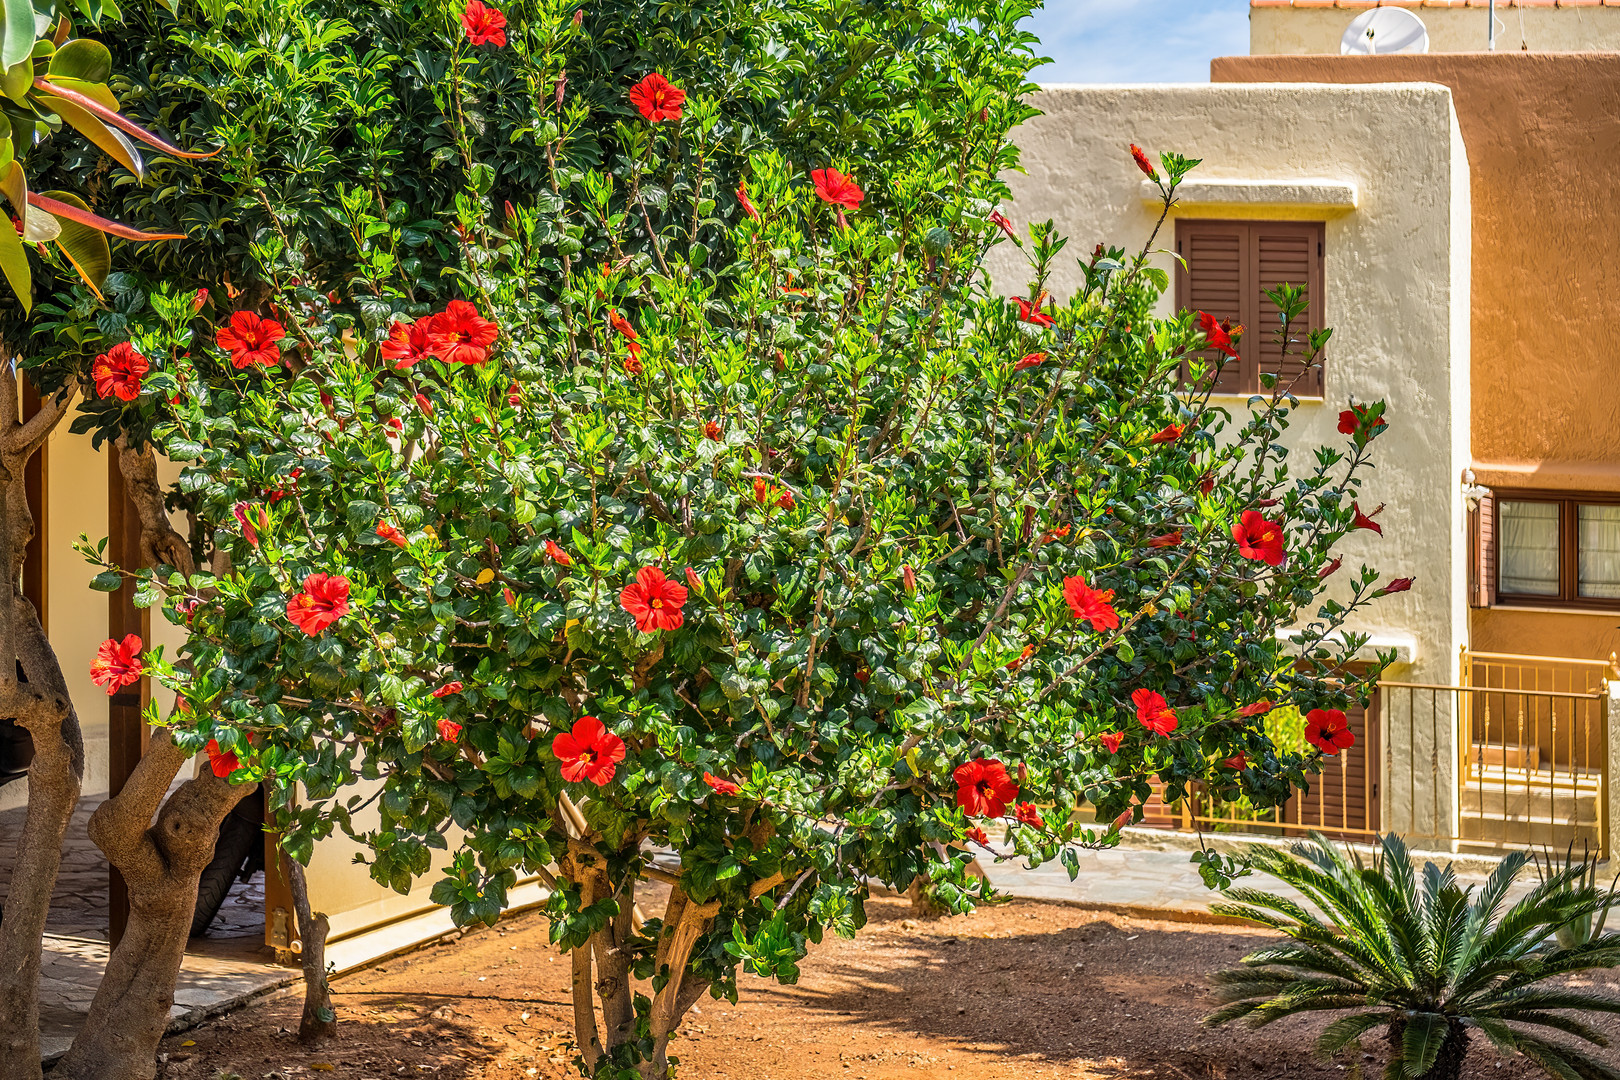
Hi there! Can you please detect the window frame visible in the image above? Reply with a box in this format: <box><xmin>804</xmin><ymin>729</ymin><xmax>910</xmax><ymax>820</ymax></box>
<box><xmin>1173</xmin><ymin>218</ymin><xmax>1327</xmax><ymax>398</ymax></box>
<box><xmin>1491</xmin><ymin>487</ymin><xmax>1620</xmax><ymax>611</ymax></box>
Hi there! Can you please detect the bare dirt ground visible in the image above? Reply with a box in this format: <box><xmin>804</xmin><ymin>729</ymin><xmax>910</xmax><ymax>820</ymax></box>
<box><xmin>155</xmin><ymin>895</ymin><xmax>1617</xmax><ymax>1080</ymax></box>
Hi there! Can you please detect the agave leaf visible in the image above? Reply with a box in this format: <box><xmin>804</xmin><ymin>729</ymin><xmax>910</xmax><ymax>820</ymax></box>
<box><xmin>33</xmin><ymin>76</ymin><xmax>221</xmax><ymax>160</ymax></box>
<box><xmin>25</xmin><ymin>190</ymin><xmax>185</xmax><ymax>241</ymax></box>
<box><xmin>39</xmin><ymin>189</ymin><xmax>108</xmax><ymax>295</ymax></box>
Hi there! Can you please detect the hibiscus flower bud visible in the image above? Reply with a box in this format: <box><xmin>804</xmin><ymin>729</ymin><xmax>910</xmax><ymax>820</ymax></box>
<box><xmin>1130</xmin><ymin>143</ymin><xmax>1159</xmax><ymax>181</ymax></box>
<box><xmin>232</xmin><ymin>502</ymin><xmax>260</xmax><ymax>547</ymax></box>
<box><xmin>415</xmin><ymin>393</ymin><xmax>433</xmax><ymax>417</ymax></box>
<box><xmin>1377</xmin><ymin>576</ymin><xmax>1415</xmax><ymax>597</ymax></box>
<box><xmin>572</xmin><ymin>7</ymin><xmax>582</xmax><ymax>26</ymax></box>
<box><xmin>192</xmin><ymin>287</ymin><xmax>208</xmax><ymax>313</ymax></box>
<box><xmin>1319</xmin><ymin>555</ymin><xmax>1343</xmax><ymax>581</ymax></box>
<box><xmin>553</xmin><ymin>70</ymin><xmax>567</xmax><ymax>108</ymax></box>
<box><xmin>685</xmin><ymin>566</ymin><xmax>703</xmax><ymax>596</ymax></box>
<box><xmin>1113</xmin><ymin>808</ymin><xmax>1133</xmax><ymax>832</ymax></box>
<box><xmin>902</xmin><ymin>564</ymin><xmax>916</xmax><ymax>594</ymax></box>
<box><xmin>503</xmin><ymin>587</ymin><xmax>516</xmax><ymax>606</ymax></box>
<box><xmin>1017</xmin><ymin>762</ymin><xmax>1027</xmax><ymax>785</ymax></box>
<box><xmin>508</xmin><ymin>382</ymin><xmax>522</xmax><ymax>406</ymax></box>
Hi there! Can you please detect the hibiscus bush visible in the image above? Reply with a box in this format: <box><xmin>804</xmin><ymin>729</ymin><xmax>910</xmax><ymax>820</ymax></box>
<box><xmin>73</xmin><ymin>3</ymin><xmax>1409</xmax><ymax>1078</ymax></box>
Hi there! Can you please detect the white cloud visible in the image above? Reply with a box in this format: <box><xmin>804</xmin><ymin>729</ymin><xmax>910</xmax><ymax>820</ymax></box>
<box><xmin>1024</xmin><ymin>0</ymin><xmax>1251</xmax><ymax>84</ymax></box>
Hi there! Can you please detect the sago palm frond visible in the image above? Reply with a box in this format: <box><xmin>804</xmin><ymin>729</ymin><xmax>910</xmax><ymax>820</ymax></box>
<box><xmin>1205</xmin><ymin>832</ymin><xmax>1620</xmax><ymax>1080</ymax></box>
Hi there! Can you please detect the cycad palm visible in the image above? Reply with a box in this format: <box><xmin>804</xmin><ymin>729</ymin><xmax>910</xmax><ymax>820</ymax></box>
<box><xmin>1205</xmin><ymin>832</ymin><xmax>1620</xmax><ymax>1080</ymax></box>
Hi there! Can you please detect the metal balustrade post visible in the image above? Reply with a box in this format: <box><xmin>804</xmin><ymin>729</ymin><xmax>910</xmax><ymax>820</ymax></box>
<box><xmin>1606</xmin><ymin>681</ymin><xmax>1620</xmax><ymax>861</ymax></box>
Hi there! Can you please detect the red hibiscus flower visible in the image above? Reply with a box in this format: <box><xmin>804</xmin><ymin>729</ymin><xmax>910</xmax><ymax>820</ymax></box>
<box><xmin>232</xmin><ymin>501</ymin><xmax>266</xmax><ymax>547</ymax></box>
<box><xmin>1130</xmin><ymin>143</ymin><xmax>1158</xmax><ymax>181</ymax></box>
<box><xmin>1305</xmin><ymin>709</ymin><xmax>1355</xmax><ymax>755</ymax></box>
<box><xmin>1351</xmin><ymin>501</ymin><xmax>1384</xmax><ymax>536</ymax></box>
<box><xmin>377</xmin><ymin>521</ymin><xmax>409</xmax><ymax>548</ymax></box>
<box><xmin>737</xmin><ymin>180</ymin><xmax>759</xmax><ymax>220</ymax></box>
<box><xmin>552</xmin><ymin>716</ymin><xmax>627</xmax><ymax>786</ymax></box>
<box><xmin>1337</xmin><ymin>403</ymin><xmax>1387</xmax><ymax>439</ymax></box>
<box><xmin>703</xmin><ymin>773</ymin><xmax>741</xmax><ymax>796</ymax></box>
<box><xmin>1378</xmin><ymin>576</ymin><xmax>1415</xmax><ymax>596</ymax></box>
<box><xmin>953</xmin><ymin>757</ymin><xmax>1019</xmax><ymax>818</ymax></box>
<box><xmin>620</xmin><ymin>567</ymin><xmax>688</xmax><ymax>632</ymax></box>
<box><xmin>506</xmin><ymin>382</ymin><xmax>522</xmax><ymax>407</ymax></box>
<box><xmin>966</xmin><ymin>826</ymin><xmax>989</xmax><ymax>846</ymax></box>
<box><xmin>1132</xmin><ymin>688</ymin><xmax>1179</xmax><ymax>736</ymax></box>
<box><xmin>91</xmin><ymin>342</ymin><xmax>149</xmax><ymax>402</ymax></box>
<box><xmin>437</xmin><ymin>718</ymin><xmax>463</xmax><ymax>742</ymax></box>
<box><xmin>630</xmin><ymin>73</ymin><xmax>686</xmax><ymax>123</ymax></box>
<box><xmin>1232</xmin><ymin>510</ymin><xmax>1285</xmax><ymax>566</ymax></box>
<box><xmin>206</xmin><ymin>740</ymin><xmax>239</xmax><ymax>778</ymax></box>
<box><xmin>216</xmin><ymin>311</ymin><xmax>286</xmax><ymax>369</ymax></box>
<box><xmin>1014</xmin><ymin>352</ymin><xmax>1046</xmax><ymax>371</ymax></box>
<box><xmin>1147</xmin><ymin>530</ymin><xmax>1182</xmax><ymax>548</ymax></box>
<box><xmin>1238</xmin><ymin>700</ymin><xmax>1273</xmax><ymax>717</ymax></box>
<box><xmin>1099</xmin><ymin>731</ymin><xmax>1125</xmax><ymax>754</ymax></box>
<box><xmin>543</xmin><ymin>540</ymin><xmax>572</xmax><ymax>566</ymax></box>
<box><xmin>89</xmin><ymin>634</ymin><xmax>143</xmax><ymax>694</ymax></box>
<box><xmin>1006</xmin><ymin>643</ymin><xmax>1036</xmax><ymax>671</ymax></box>
<box><xmin>1199</xmin><ymin>471</ymin><xmax>1216</xmax><ymax>495</ymax></box>
<box><xmin>1040</xmin><ymin>526</ymin><xmax>1071</xmax><ymax>545</ymax></box>
<box><xmin>812</xmin><ymin>168</ymin><xmax>864</xmax><ymax>211</ymax></box>
<box><xmin>381</xmin><ymin>319</ymin><xmax>435</xmax><ymax>368</ymax></box>
<box><xmin>1014</xmin><ymin>803</ymin><xmax>1045</xmax><ymax>829</ymax></box>
<box><xmin>704</xmin><ymin>420</ymin><xmax>722</xmax><ymax>441</ymax></box>
<box><xmin>1062</xmin><ymin>576</ymin><xmax>1120</xmax><ymax>632</ymax></box>
<box><xmin>1013</xmin><ymin>295</ymin><xmax>1055</xmax><ymax>328</ymax></box>
<box><xmin>432</xmin><ymin>682</ymin><xmax>464</xmax><ymax>698</ymax></box>
<box><xmin>461</xmin><ymin>0</ymin><xmax>506</xmax><ymax>45</ymax></box>
<box><xmin>425</xmin><ymin>300</ymin><xmax>500</xmax><ymax>365</ymax></box>
<box><xmin>286</xmin><ymin>573</ymin><xmax>351</xmax><ymax>636</ymax></box>
<box><xmin>1196</xmin><ymin>311</ymin><xmax>1240</xmax><ymax>359</ymax></box>
<box><xmin>609</xmin><ymin>310</ymin><xmax>638</xmax><ymax>340</ymax></box>
<box><xmin>989</xmin><ymin>209</ymin><xmax>1018</xmax><ymax>243</ymax></box>
<box><xmin>1319</xmin><ymin>555</ymin><xmax>1342</xmax><ymax>580</ymax></box>
<box><xmin>1222</xmin><ymin>753</ymin><xmax>1248</xmax><ymax>771</ymax></box>
<box><xmin>1149</xmin><ymin>423</ymin><xmax>1185</xmax><ymax>445</ymax></box>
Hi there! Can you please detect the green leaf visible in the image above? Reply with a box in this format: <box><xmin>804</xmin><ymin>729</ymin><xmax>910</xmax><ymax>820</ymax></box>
<box><xmin>47</xmin><ymin>38</ymin><xmax>112</xmax><ymax>83</ymax></box>
<box><xmin>0</xmin><ymin>0</ymin><xmax>32</xmax><ymax>70</ymax></box>
<box><xmin>39</xmin><ymin>190</ymin><xmax>110</xmax><ymax>294</ymax></box>
<box><xmin>0</xmin><ymin>180</ymin><xmax>29</xmax><ymax>310</ymax></box>
<box><xmin>38</xmin><ymin>93</ymin><xmax>143</xmax><ymax>178</ymax></box>
<box><xmin>1401</xmin><ymin>1012</ymin><xmax>1447</xmax><ymax>1077</ymax></box>
<box><xmin>89</xmin><ymin>570</ymin><xmax>121</xmax><ymax>591</ymax></box>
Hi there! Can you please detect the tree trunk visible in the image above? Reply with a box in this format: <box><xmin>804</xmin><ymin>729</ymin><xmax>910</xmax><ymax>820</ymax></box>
<box><xmin>0</xmin><ymin>378</ymin><xmax>80</xmax><ymax>1080</ymax></box>
<box><xmin>51</xmin><ymin>729</ymin><xmax>250</xmax><ymax>1080</ymax></box>
<box><xmin>283</xmin><ymin>851</ymin><xmax>335</xmax><ymax>1045</ymax></box>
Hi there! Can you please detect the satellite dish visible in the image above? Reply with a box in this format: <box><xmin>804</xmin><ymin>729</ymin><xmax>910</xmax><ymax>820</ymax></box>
<box><xmin>1340</xmin><ymin>8</ymin><xmax>1429</xmax><ymax>55</ymax></box>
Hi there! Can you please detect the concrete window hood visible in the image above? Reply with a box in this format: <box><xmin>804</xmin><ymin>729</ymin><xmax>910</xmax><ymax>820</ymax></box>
<box><xmin>1140</xmin><ymin>177</ymin><xmax>1359</xmax><ymax>216</ymax></box>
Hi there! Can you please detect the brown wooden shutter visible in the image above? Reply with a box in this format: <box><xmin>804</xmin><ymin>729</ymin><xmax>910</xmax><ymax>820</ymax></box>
<box><xmin>1252</xmin><ymin>221</ymin><xmax>1325</xmax><ymax>398</ymax></box>
<box><xmin>1469</xmin><ymin>493</ymin><xmax>1497</xmax><ymax>608</ymax></box>
<box><xmin>1176</xmin><ymin>220</ymin><xmax>1250</xmax><ymax>395</ymax></box>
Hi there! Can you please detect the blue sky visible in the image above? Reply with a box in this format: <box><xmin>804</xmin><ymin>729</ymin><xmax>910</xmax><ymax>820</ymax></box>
<box><xmin>1022</xmin><ymin>1</ymin><xmax>1252</xmax><ymax>84</ymax></box>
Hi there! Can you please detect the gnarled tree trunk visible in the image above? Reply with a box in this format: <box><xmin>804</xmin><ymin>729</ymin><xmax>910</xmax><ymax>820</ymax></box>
<box><xmin>51</xmin><ymin>728</ymin><xmax>250</xmax><ymax>1080</ymax></box>
<box><xmin>0</xmin><ymin>377</ymin><xmax>79</xmax><ymax>1080</ymax></box>
<box><xmin>283</xmin><ymin>850</ymin><xmax>335</xmax><ymax>1045</ymax></box>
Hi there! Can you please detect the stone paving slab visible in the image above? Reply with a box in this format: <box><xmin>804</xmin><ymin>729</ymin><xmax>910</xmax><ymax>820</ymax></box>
<box><xmin>38</xmin><ymin>933</ymin><xmax>294</xmax><ymax>1063</ymax></box>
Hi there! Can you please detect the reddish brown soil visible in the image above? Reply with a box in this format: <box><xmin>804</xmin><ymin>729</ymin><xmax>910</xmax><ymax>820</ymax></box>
<box><xmin>155</xmin><ymin>895</ymin><xmax>1614</xmax><ymax>1080</ymax></box>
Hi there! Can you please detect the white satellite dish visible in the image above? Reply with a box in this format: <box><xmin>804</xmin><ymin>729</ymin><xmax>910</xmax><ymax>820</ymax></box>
<box><xmin>1340</xmin><ymin>8</ymin><xmax>1429</xmax><ymax>55</ymax></box>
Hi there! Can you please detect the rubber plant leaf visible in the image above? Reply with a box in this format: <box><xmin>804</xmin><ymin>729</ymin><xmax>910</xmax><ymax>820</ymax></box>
<box><xmin>39</xmin><ymin>190</ymin><xmax>108</xmax><ymax>297</ymax></box>
<box><xmin>36</xmin><ymin>91</ymin><xmax>143</xmax><ymax>178</ymax></box>
<box><xmin>21</xmin><ymin>202</ymin><xmax>58</xmax><ymax>242</ymax></box>
<box><xmin>33</xmin><ymin>77</ymin><xmax>221</xmax><ymax>159</ymax></box>
<box><xmin>0</xmin><ymin>167</ymin><xmax>28</xmax><ymax>310</ymax></box>
<box><xmin>1</xmin><ymin>58</ymin><xmax>28</xmax><ymax>104</ymax></box>
<box><xmin>46</xmin><ymin>38</ymin><xmax>109</xmax><ymax>82</ymax></box>
<box><xmin>0</xmin><ymin>0</ymin><xmax>32</xmax><ymax>70</ymax></box>
<box><xmin>26</xmin><ymin>190</ymin><xmax>185</xmax><ymax>242</ymax></box>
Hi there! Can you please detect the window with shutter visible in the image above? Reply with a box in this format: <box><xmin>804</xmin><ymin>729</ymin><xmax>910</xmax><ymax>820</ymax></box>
<box><xmin>1490</xmin><ymin>488</ymin><xmax>1620</xmax><ymax>610</ymax></box>
<box><xmin>1175</xmin><ymin>219</ymin><xmax>1325</xmax><ymax>397</ymax></box>
<box><xmin>1469</xmin><ymin>494</ymin><xmax>1497</xmax><ymax>609</ymax></box>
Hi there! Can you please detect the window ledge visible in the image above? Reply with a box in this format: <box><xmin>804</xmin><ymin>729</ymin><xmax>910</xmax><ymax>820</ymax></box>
<box><xmin>1143</xmin><ymin>178</ymin><xmax>1358</xmax><ymax>216</ymax></box>
<box><xmin>1483</xmin><ymin>603</ymin><xmax>1620</xmax><ymax>617</ymax></box>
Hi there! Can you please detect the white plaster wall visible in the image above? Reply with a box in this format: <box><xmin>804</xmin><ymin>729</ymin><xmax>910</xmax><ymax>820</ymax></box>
<box><xmin>1251</xmin><ymin>4</ymin><xmax>1620</xmax><ymax>55</ymax></box>
<box><xmin>986</xmin><ymin>81</ymin><xmax>1468</xmax><ymax>689</ymax></box>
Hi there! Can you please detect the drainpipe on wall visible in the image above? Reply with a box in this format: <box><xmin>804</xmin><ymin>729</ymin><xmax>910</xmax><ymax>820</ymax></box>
<box><xmin>1488</xmin><ymin>0</ymin><xmax>1496</xmax><ymax>51</ymax></box>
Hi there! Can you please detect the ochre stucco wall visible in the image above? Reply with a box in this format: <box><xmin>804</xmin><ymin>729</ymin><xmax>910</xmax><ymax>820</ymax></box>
<box><xmin>1214</xmin><ymin>52</ymin><xmax>1620</xmax><ymax>664</ymax></box>
<box><xmin>1251</xmin><ymin>3</ymin><xmax>1620</xmax><ymax>56</ymax></box>
<box><xmin>987</xmin><ymin>83</ymin><xmax>1470</xmax><ymax>686</ymax></box>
